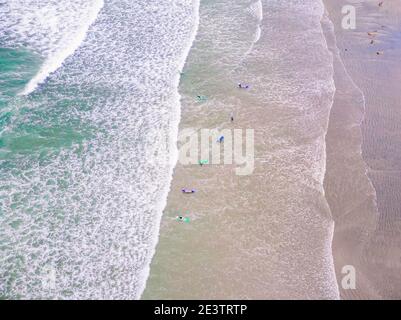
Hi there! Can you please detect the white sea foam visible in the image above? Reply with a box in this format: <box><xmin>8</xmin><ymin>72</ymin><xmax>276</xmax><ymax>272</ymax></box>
<box><xmin>21</xmin><ymin>1</ymin><xmax>104</xmax><ymax>95</ymax></box>
<box><xmin>0</xmin><ymin>0</ymin><xmax>201</xmax><ymax>299</ymax></box>
<box><xmin>138</xmin><ymin>0</ymin><xmax>201</xmax><ymax>299</ymax></box>
<box><xmin>242</xmin><ymin>0</ymin><xmax>263</xmax><ymax>59</ymax></box>
<box><xmin>247</xmin><ymin>0</ymin><xmax>263</xmax><ymax>21</ymax></box>
<box><xmin>0</xmin><ymin>0</ymin><xmax>104</xmax><ymax>95</ymax></box>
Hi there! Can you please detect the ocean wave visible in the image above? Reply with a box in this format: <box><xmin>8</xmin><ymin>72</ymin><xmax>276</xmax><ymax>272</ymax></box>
<box><xmin>247</xmin><ymin>0</ymin><xmax>263</xmax><ymax>21</ymax></box>
<box><xmin>0</xmin><ymin>0</ymin><xmax>200</xmax><ymax>299</ymax></box>
<box><xmin>139</xmin><ymin>0</ymin><xmax>201</xmax><ymax>299</ymax></box>
<box><xmin>243</xmin><ymin>0</ymin><xmax>263</xmax><ymax>57</ymax></box>
<box><xmin>0</xmin><ymin>0</ymin><xmax>104</xmax><ymax>95</ymax></box>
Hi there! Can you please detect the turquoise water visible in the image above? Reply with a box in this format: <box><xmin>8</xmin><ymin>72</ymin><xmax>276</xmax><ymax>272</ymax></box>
<box><xmin>0</xmin><ymin>47</ymin><xmax>96</xmax><ymax>161</ymax></box>
<box><xmin>0</xmin><ymin>48</ymin><xmax>41</xmax><ymax>100</ymax></box>
<box><xmin>0</xmin><ymin>48</ymin><xmax>42</xmax><ymax>159</ymax></box>
<box><xmin>0</xmin><ymin>48</ymin><xmax>104</xmax><ymax>299</ymax></box>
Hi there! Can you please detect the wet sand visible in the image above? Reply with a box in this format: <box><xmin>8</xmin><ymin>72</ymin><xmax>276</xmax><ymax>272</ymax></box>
<box><xmin>324</xmin><ymin>0</ymin><xmax>401</xmax><ymax>299</ymax></box>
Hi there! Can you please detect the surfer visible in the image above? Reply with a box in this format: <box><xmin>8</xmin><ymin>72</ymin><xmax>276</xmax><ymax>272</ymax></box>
<box><xmin>238</xmin><ymin>83</ymin><xmax>249</xmax><ymax>89</ymax></box>
<box><xmin>182</xmin><ymin>188</ymin><xmax>196</xmax><ymax>194</ymax></box>
<box><xmin>176</xmin><ymin>216</ymin><xmax>190</xmax><ymax>223</ymax></box>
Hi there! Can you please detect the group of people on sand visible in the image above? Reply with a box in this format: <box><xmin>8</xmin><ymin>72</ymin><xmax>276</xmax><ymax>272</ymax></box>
<box><xmin>345</xmin><ymin>2</ymin><xmax>386</xmax><ymax>56</ymax></box>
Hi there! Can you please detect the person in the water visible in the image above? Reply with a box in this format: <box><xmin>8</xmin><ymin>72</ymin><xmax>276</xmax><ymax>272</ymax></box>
<box><xmin>182</xmin><ymin>188</ymin><xmax>196</xmax><ymax>194</ymax></box>
<box><xmin>176</xmin><ymin>216</ymin><xmax>190</xmax><ymax>223</ymax></box>
<box><xmin>199</xmin><ymin>159</ymin><xmax>208</xmax><ymax>166</ymax></box>
<box><xmin>238</xmin><ymin>83</ymin><xmax>249</xmax><ymax>89</ymax></box>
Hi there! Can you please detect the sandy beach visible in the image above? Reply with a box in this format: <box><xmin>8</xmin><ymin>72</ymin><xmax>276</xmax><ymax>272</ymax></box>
<box><xmin>324</xmin><ymin>0</ymin><xmax>401</xmax><ymax>299</ymax></box>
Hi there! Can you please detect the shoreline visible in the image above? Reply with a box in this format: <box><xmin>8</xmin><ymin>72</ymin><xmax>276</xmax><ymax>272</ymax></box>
<box><xmin>138</xmin><ymin>0</ymin><xmax>201</xmax><ymax>299</ymax></box>
<box><xmin>324</xmin><ymin>0</ymin><xmax>401</xmax><ymax>298</ymax></box>
<box><xmin>322</xmin><ymin>1</ymin><xmax>380</xmax><ymax>298</ymax></box>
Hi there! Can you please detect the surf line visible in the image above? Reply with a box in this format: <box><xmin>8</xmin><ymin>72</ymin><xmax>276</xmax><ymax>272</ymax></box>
<box><xmin>20</xmin><ymin>0</ymin><xmax>104</xmax><ymax>95</ymax></box>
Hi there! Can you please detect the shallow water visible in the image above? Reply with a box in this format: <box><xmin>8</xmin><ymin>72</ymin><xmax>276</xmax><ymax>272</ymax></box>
<box><xmin>143</xmin><ymin>0</ymin><xmax>339</xmax><ymax>299</ymax></box>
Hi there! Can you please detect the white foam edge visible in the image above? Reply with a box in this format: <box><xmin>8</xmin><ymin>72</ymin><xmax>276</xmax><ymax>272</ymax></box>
<box><xmin>19</xmin><ymin>0</ymin><xmax>104</xmax><ymax>96</ymax></box>
<box><xmin>137</xmin><ymin>0</ymin><xmax>201</xmax><ymax>300</ymax></box>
